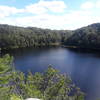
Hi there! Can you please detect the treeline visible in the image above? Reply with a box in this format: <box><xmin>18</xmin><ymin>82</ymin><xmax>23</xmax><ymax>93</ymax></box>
<box><xmin>0</xmin><ymin>24</ymin><xmax>72</xmax><ymax>49</ymax></box>
<box><xmin>0</xmin><ymin>54</ymin><xmax>84</xmax><ymax>100</ymax></box>
<box><xmin>64</xmin><ymin>23</ymin><xmax>100</xmax><ymax>49</ymax></box>
<box><xmin>1</xmin><ymin>23</ymin><xmax>100</xmax><ymax>50</ymax></box>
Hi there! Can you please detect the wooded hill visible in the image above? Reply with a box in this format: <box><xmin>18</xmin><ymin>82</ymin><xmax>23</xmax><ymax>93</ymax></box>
<box><xmin>0</xmin><ymin>24</ymin><xmax>72</xmax><ymax>49</ymax></box>
<box><xmin>64</xmin><ymin>23</ymin><xmax>100</xmax><ymax>49</ymax></box>
<box><xmin>0</xmin><ymin>23</ymin><xmax>100</xmax><ymax>49</ymax></box>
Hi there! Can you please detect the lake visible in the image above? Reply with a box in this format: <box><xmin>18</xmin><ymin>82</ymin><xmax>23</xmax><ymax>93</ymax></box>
<box><xmin>1</xmin><ymin>47</ymin><xmax>100</xmax><ymax>100</ymax></box>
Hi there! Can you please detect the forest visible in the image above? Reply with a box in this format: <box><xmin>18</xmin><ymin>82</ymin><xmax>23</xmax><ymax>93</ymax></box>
<box><xmin>0</xmin><ymin>54</ymin><xmax>84</xmax><ymax>100</ymax></box>
<box><xmin>0</xmin><ymin>24</ymin><xmax>72</xmax><ymax>49</ymax></box>
<box><xmin>64</xmin><ymin>23</ymin><xmax>100</xmax><ymax>49</ymax></box>
<box><xmin>0</xmin><ymin>23</ymin><xmax>100</xmax><ymax>50</ymax></box>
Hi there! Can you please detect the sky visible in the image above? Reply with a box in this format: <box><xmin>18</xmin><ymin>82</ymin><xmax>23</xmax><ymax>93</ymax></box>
<box><xmin>0</xmin><ymin>0</ymin><xmax>100</xmax><ymax>30</ymax></box>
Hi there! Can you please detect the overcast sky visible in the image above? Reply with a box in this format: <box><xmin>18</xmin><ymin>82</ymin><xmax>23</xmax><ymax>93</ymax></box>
<box><xmin>0</xmin><ymin>0</ymin><xmax>100</xmax><ymax>30</ymax></box>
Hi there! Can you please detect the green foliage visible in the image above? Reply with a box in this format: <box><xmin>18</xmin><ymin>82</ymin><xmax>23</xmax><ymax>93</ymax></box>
<box><xmin>0</xmin><ymin>55</ymin><xmax>84</xmax><ymax>100</ymax></box>
<box><xmin>0</xmin><ymin>54</ymin><xmax>13</xmax><ymax>73</ymax></box>
<box><xmin>1</xmin><ymin>23</ymin><xmax>100</xmax><ymax>49</ymax></box>
<box><xmin>0</xmin><ymin>54</ymin><xmax>13</xmax><ymax>100</ymax></box>
<box><xmin>10</xmin><ymin>94</ymin><xmax>22</xmax><ymax>100</ymax></box>
<box><xmin>0</xmin><ymin>24</ymin><xmax>72</xmax><ymax>49</ymax></box>
<box><xmin>64</xmin><ymin>23</ymin><xmax>100</xmax><ymax>49</ymax></box>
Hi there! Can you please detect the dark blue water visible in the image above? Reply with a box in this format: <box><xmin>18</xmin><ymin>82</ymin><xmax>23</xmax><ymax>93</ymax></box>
<box><xmin>2</xmin><ymin>47</ymin><xmax>100</xmax><ymax>100</ymax></box>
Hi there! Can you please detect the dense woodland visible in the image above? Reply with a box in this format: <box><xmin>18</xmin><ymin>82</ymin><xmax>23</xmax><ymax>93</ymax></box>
<box><xmin>0</xmin><ymin>54</ymin><xmax>84</xmax><ymax>100</ymax></box>
<box><xmin>0</xmin><ymin>24</ymin><xmax>72</xmax><ymax>49</ymax></box>
<box><xmin>64</xmin><ymin>23</ymin><xmax>100</xmax><ymax>49</ymax></box>
<box><xmin>0</xmin><ymin>23</ymin><xmax>100</xmax><ymax>50</ymax></box>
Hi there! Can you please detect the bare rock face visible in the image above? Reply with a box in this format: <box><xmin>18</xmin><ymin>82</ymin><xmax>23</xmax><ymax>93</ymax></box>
<box><xmin>25</xmin><ymin>98</ymin><xmax>41</xmax><ymax>100</ymax></box>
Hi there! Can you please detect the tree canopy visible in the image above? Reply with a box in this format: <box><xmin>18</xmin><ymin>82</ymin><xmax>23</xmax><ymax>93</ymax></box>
<box><xmin>0</xmin><ymin>24</ymin><xmax>72</xmax><ymax>49</ymax></box>
<box><xmin>1</xmin><ymin>23</ymin><xmax>100</xmax><ymax>50</ymax></box>
<box><xmin>0</xmin><ymin>54</ymin><xmax>84</xmax><ymax>100</ymax></box>
<box><xmin>64</xmin><ymin>23</ymin><xmax>100</xmax><ymax>49</ymax></box>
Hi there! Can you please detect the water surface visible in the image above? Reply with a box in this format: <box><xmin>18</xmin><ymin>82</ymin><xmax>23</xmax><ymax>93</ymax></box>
<box><xmin>2</xmin><ymin>47</ymin><xmax>100</xmax><ymax>100</ymax></box>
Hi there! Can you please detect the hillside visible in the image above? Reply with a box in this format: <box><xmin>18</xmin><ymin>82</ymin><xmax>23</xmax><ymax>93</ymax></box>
<box><xmin>0</xmin><ymin>23</ymin><xmax>100</xmax><ymax>49</ymax></box>
<box><xmin>64</xmin><ymin>23</ymin><xmax>100</xmax><ymax>49</ymax></box>
<box><xmin>0</xmin><ymin>24</ymin><xmax>72</xmax><ymax>49</ymax></box>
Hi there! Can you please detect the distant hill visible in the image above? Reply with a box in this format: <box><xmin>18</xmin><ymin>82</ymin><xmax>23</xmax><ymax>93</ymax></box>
<box><xmin>0</xmin><ymin>24</ymin><xmax>72</xmax><ymax>49</ymax></box>
<box><xmin>64</xmin><ymin>23</ymin><xmax>100</xmax><ymax>49</ymax></box>
<box><xmin>0</xmin><ymin>23</ymin><xmax>100</xmax><ymax>50</ymax></box>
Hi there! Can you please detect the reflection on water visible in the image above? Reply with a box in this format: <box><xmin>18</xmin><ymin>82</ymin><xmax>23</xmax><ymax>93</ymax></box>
<box><xmin>1</xmin><ymin>47</ymin><xmax>100</xmax><ymax>100</ymax></box>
